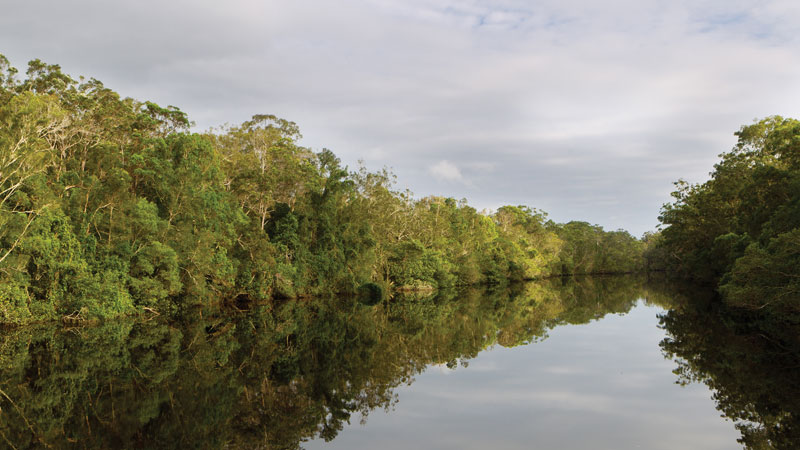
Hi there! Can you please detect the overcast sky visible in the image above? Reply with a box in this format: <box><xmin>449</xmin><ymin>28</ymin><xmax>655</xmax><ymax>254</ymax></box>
<box><xmin>3</xmin><ymin>0</ymin><xmax>800</xmax><ymax>236</ymax></box>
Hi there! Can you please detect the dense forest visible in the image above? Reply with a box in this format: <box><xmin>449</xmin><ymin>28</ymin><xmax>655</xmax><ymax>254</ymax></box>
<box><xmin>0</xmin><ymin>55</ymin><xmax>646</xmax><ymax>325</ymax></box>
<box><xmin>3</xmin><ymin>52</ymin><xmax>799</xmax><ymax>450</ymax></box>
<box><xmin>656</xmin><ymin>116</ymin><xmax>800</xmax><ymax>313</ymax></box>
<box><xmin>653</xmin><ymin>117</ymin><xmax>800</xmax><ymax>449</ymax></box>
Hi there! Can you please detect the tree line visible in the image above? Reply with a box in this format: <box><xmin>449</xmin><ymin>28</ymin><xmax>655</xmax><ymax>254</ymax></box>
<box><xmin>654</xmin><ymin>116</ymin><xmax>800</xmax><ymax>313</ymax></box>
<box><xmin>0</xmin><ymin>55</ymin><xmax>646</xmax><ymax>324</ymax></box>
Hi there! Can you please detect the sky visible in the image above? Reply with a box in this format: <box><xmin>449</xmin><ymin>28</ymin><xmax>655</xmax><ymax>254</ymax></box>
<box><xmin>3</xmin><ymin>0</ymin><xmax>800</xmax><ymax>236</ymax></box>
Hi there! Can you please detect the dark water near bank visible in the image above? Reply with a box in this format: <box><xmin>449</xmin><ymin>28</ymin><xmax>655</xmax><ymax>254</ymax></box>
<box><xmin>1</xmin><ymin>276</ymin><xmax>798</xmax><ymax>449</ymax></box>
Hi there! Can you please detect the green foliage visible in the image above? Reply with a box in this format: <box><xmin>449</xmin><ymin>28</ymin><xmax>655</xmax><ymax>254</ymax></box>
<box><xmin>0</xmin><ymin>55</ymin><xmax>646</xmax><ymax>324</ymax></box>
<box><xmin>552</xmin><ymin>221</ymin><xmax>645</xmax><ymax>275</ymax></box>
<box><xmin>720</xmin><ymin>229</ymin><xmax>800</xmax><ymax>312</ymax></box>
<box><xmin>658</xmin><ymin>116</ymin><xmax>800</xmax><ymax>311</ymax></box>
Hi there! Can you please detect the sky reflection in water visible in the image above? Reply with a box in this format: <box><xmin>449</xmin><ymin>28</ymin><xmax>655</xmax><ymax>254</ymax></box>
<box><xmin>304</xmin><ymin>301</ymin><xmax>737</xmax><ymax>450</ymax></box>
<box><xmin>4</xmin><ymin>276</ymin><xmax>790</xmax><ymax>449</ymax></box>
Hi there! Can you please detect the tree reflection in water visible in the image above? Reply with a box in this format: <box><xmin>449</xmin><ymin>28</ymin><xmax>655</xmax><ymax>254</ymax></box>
<box><xmin>660</xmin><ymin>287</ymin><xmax>800</xmax><ymax>449</ymax></box>
<box><xmin>2</xmin><ymin>275</ymin><xmax>791</xmax><ymax>449</ymax></box>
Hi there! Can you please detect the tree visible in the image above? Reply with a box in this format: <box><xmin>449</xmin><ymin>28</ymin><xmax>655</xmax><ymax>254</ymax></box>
<box><xmin>658</xmin><ymin>116</ymin><xmax>800</xmax><ymax>310</ymax></box>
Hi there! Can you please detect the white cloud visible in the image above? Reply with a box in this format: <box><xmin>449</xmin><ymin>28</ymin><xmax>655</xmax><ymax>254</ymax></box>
<box><xmin>3</xmin><ymin>0</ymin><xmax>800</xmax><ymax>235</ymax></box>
<box><xmin>429</xmin><ymin>160</ymin><xmax>464</xmax><ymax>182</ymax></box>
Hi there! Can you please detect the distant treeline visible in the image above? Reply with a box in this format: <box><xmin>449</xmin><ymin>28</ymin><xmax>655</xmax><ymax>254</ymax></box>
<box><xmin>0</xmin><ymin>55</ymin><xmax>645</xmax><ymax>324</ymax></box>
<box><xmin>653</xmin><ymin>116</ymin><xmax>800</xmax><ymax>313</ymax></box>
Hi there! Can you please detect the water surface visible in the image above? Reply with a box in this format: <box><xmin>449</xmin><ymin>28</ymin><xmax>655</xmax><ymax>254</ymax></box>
<box><xmin>0</xmin><ymin>276</ymin><xmax>797</xmax><ymax>449</ymax></box>
<box><xmin>304</xmin><ymin>298</ymin><xmax>735</xmax><ymax>450</ymax></box>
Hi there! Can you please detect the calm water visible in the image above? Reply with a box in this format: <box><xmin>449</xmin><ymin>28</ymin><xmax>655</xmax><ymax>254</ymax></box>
<box><xmin>1</xmin><ymin>276</ymin><xmax>797</xmax><ymax>449</ymax></box>
<box><xmin>304</xmin><ymin>300</ymin><xmax>736</xmax><ymax>450</ymax></box>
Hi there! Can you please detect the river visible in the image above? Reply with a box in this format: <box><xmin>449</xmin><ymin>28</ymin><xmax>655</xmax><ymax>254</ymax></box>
<box><xmin>0</xmin><ymin>275</ymin><xmax>796</xmax><ymax>449</ymax></box>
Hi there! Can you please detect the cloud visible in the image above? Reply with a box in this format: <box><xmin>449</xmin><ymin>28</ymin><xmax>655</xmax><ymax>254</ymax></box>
<box><xmin>3</xmin><ymin>0</ymin><xmax>800</xmax><ymax>236</ymax></box>
<box><xmin>429</xmin><ymin>160</ymin><xmax>464</xmax><ymax>182</ymax></box>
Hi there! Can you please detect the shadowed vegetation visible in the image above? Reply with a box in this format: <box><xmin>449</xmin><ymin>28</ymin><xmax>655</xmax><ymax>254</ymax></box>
<box><xmin>656</xmin><ymin>116</ymin><xmax>800</xmax><ymax>313</ymax></box>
